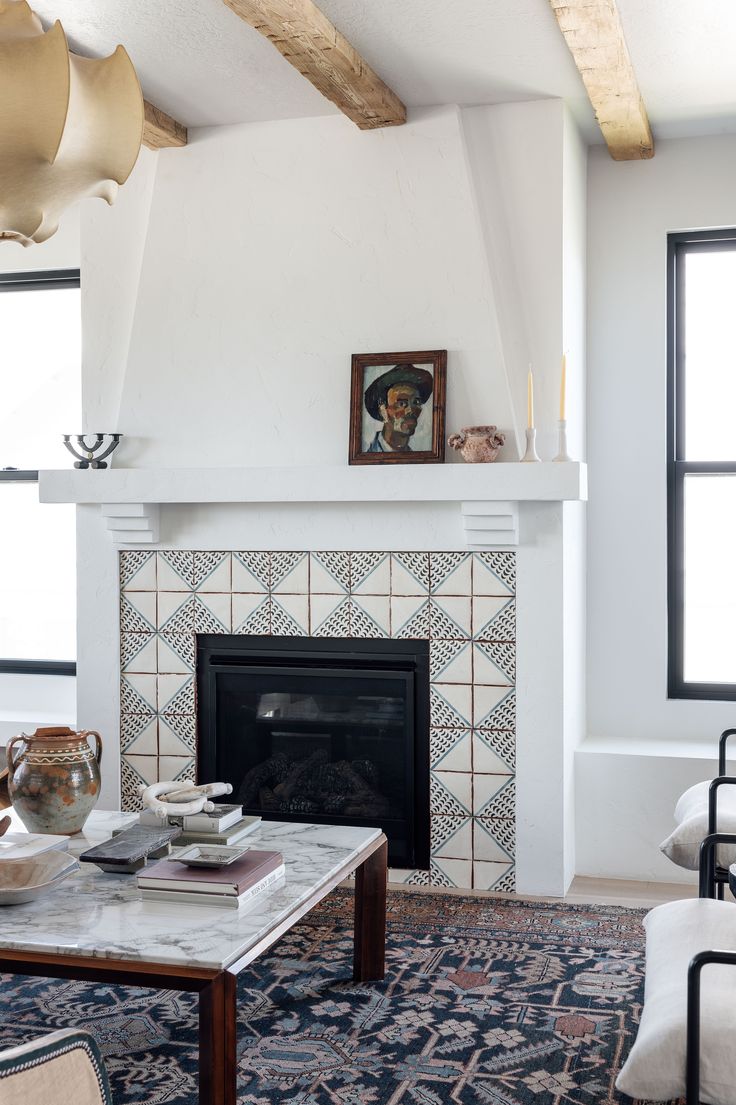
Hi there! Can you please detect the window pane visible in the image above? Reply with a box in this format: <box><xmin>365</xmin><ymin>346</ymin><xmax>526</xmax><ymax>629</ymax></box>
<box><xmin>683</xmin><ymin>475</ymin><xmax>736</xmax><ymax>683</ymax></box>
<box><xmin>684</xmin><ymin>250</ymin><xmax>736</xmax><ymax>461</ymax></box>
<box><xmin>0</xmin><ymin>484</ymin><xmax>76</xmax><ymax>661</ymax></box>
<box><xmin>0</xmin><ymin>286</ymin><xmax>81</xmax><ymax>470</ymax></box>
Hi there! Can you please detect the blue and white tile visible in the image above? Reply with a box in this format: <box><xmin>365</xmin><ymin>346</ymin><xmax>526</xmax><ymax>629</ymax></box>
<box><xmin>157</xmin><ymin>673</ymin><xmax>195</xmax><ymax>715</ymax></box>
<box><xmin>233</xmin><ymin>593</ymin><xmax>271</xmax><ymax>634</ymax></box>
<box><xmin>158</xmin><ymin>756</ymin><xmax>194</xmax><ymax>784</ymax></box>
<box><xmin>429</xmin><ymin>552</ymin><xmax>471</xmax><ymax>596</ymax></box>
<box><xmin>193</xmin><ymin>552</ymin><xmax>231</xmax><ymax>592</ymax></box>
<box><xmin>271</xmin><ymin>594</ymin><xmax>310</xmax><ymax>636</ymax></box>
<box><xmin>472</xmin><ymin>729</ymin><xmax>515</xmax><ymax>774</ymax></box>
<box><xmin>310</xmin><ymin>594</ymin><xmax>350</xmax><ymax>637</ymax></box>
<box><xmin>391</xmin><ymin>595</ymin><xmax>429</xmax><ymax>638</ymax></box>
<box><xmin>430</xmin><ymin>727</ymin><xmax>471</xmax><ymax>772</ymax></box>
<box><xmin>430</xmin><ymin>770</ymin><xmax>472</xmax><ymax>816</ymax></box>
<box><xmin>121</xmin><ymin>674</ymin><xmax>157</xmax><ymax>713</ymax></box>
<box><xmin>271</xmin><ymin>552</ymin><xmax>309</xmax><ymax>595</ymax></box>
<box><xmin>473</xmin><ymin>860</ymin><xmax>515</xmax><ymax>893</ymax></box>
<box><xmin>430</xmin><ymin>682</ymin><xmax>472</xmax><ymax>728</ymax></box>
<box><xmin>310</xmin><ymin>552</ymin><xmax>350</xmax><ymax>594</ymax></box>
<box><xmin>431</xmin><ymin>858</ymin><xmax>472</xmax><ymax>889</ymax></box>
<box><xmin>473</xmin><ymin>686</ymin><xmax>516</xmax><ymax>730</ymax></box>
<box><xmin>120</xmin><ymin>550</ymin><xmax>156</xmax><ymax>591</ymax></box>
<box><xmin>157</xmin><ymin>592</ymin><xmax>196</xmax><ymax>633</ymax></box>
<box><xmin>157</xmin><ymin>552</ymin><xmax>196</xmax><ymax>591</ymax></box>
<box><xmin>124</xmin><ymin>718</ymin><xmax>158</xmax><ymax>757</ymax></box>
<box><xmin>431</xmin><ymin>815</ymin><xmax>472</xmax><ymax>860</ymax></box>
<box><xmin>157</xmin><ymin>630</ymin><xmax>195</xmax><ymax>674</ymax></box>
<box><xmin>473</xmin><ymin>597</ymin><xmax>516</xmax><ymax>641</ymax></box>
<box><xmin>391</xmin><ymin>553</ymin><xmax>430</xmax><ymax>596</ymax></box>
<box><xmin>472</xmin><ymin>552</ymin><xmax>516</xmax><ymax>597</ymax></box>
<box><xmin>121</xmin><ymin>633</ymin><xmax>157</xmax><ymax>674</ymax></box>
<box><xmin>350</xmin><ymin>552</ymin><xmax>391</xmax><ymax>596</ymax></box>
<box><xmin>232</xmin><ymin>552</ymin><xmax>269</xmax><ymax>594</ymax></box>
<box><xmin>122</xmin><ymin>753</ymin><xmax>159</xmax><ymax>787</ymax></box>
<box><xmin>473</xmin><ymin>774</ymin><xmax>516</xmax><ymax>820</ymax></box>
<box><xmin>120</xmin><ymin>591</ymin><xmax>157</xmax><ymax>634</ymax></box>
<box><xmin>121</xmin><ymin>713</ymin><xmax>157</xmax><ymax>754</ymax></box>
<box><xmin>120</xmin><ymin>756</ymin><xmax>152</xmax><ymax>811</ymax></box>
<box><xmin>350</xmin><ymin>596</ymin><xmax>390</xmax><ymax>637</ymax></box>
<box><xmin>473</xmin><ymin>816</ymin><xmax>515</xmax><ymax>863</ymax></box>
<box><xmin>429</xmin><ymin>596</ymin><xmax>471</xmax><ymax>640</ymax></box>
<box><xmin>158</xmin><ymin>713</ymin><xmax>196</xmax><ymax>757</ymax></box>
<box><xmin>430</xmin><ymin>639</ymin><xmax>472</xmax><ymax>683</ymax></box>
<box><xmin>193</xmin><ymin>592</ymin><xmax>232</xmax><ymax>634</ymax></box>
<box><xmin>473</xmin><ymin>641</ymin><xmax>515</xmax><ymax>685</ymax></box>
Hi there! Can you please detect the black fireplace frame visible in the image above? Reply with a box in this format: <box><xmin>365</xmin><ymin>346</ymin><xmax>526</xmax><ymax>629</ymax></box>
<box><xmin>196</xmin><ymin>635</ymin><xmax>431</xmax><ymax>870</ymax></box>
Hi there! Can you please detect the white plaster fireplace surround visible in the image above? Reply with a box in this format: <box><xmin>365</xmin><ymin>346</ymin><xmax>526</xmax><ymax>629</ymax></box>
<box><xmin>119</xmin><ymin>549</ymin><xmax>517</xmax><ymax>893</ymax></box>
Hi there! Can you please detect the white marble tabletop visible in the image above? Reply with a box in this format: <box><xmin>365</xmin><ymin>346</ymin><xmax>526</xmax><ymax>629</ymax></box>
<box><xmin>0</xmin><ymin>810</ymin><xmax>382</xmax><ymax>971</ymax></box>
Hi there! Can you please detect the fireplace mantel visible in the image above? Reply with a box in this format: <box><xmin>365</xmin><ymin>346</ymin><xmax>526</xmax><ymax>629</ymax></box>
<box><xmin>39</xmin><ymin>462</ymin><xmax>587</xmax><ymax>549</ymax></box>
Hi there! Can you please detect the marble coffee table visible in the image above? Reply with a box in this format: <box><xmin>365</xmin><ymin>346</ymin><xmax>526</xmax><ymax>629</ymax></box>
<box><xmin>0</xmin><ymin>810</ymin><xmax>388</xmax><ymax>1105</ymax></box>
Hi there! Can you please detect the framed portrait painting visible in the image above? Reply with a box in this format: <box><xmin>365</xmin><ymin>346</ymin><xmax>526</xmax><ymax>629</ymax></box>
<box><xmin>348</xmin><ymin>349</ymin><xmax>447</xmax><ymax>465</ymax></box>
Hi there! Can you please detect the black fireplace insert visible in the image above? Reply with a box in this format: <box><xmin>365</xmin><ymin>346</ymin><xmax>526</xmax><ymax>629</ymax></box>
<box><xmin>196</xmin><ymin>635</ymin><xmax>430</xmax><ymax>869</ymax></box>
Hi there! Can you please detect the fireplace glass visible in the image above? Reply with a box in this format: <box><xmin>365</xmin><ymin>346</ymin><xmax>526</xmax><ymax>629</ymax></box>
<box><xmin>196</xmin><ymin>636</ymin><xmax>430</xmax><ymax>869</ymax></box>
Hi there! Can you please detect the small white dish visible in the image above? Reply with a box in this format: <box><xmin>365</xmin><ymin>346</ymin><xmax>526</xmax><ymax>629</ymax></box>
<box><xmin>172</xmin><ymin>845</ymin><xmax>248</xmax><ymax>868</ymax></box>
<box><xmin>0</xmin><ymin>853</ymin><xmax>78</xmax><ymax>905</ymax></box>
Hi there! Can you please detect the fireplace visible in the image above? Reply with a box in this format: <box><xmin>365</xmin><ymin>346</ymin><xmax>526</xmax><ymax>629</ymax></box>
<box><xmin>196</xmin><ymin>635</ymin><xmax>431</xmax><ymax>869</ymax></box>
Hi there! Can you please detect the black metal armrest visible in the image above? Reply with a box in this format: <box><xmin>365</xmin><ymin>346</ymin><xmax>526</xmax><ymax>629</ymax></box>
<box><xmin>707</xmin><ymin>776</ymin><xmax>736</xmax><ymax>834</ymax></box>
<box><xmin>687</xmin><ymin>949</ymin><xmax>736</xmax><ymax>1105</ymax></box>
<box><xmin>698</xmin><ymin>832</ymin><xmax>736</xmax><ymax>899</ymax></box>
<box><xmin>718</xmin><ymin>729</ymin><xmax>736</xmax><ymax>775</ymax></box>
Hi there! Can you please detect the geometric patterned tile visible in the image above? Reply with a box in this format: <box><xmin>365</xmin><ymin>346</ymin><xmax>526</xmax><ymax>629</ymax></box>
<box><xmin>120</xmin><ymin>674</ymin><xmax>157</xmax><ymax>713</ymax></box>
<box><xmin>310</xmin><ymin>594</ymin><xmax>351</xmax><ymax>637</ymax></box>
<box><xmin>122</xmin><ymin>753</ymin><xmax>159</xmax><ymax>787</ymax></box>
<box><xmin>473</xmin><ymin>859</ymin><xmax>515</xmax><ymax>893</ymax></box>
<box><xmin>157</xmin><ymin>551</ymin><xmax>195</xmax><ymax>591</ymax></box>
<box><xmin>472</xmin><ymin>552</ymin><xmax>516</xmax><ymax>597</ymax></box>
<box><xmin>120</xmin><ymin>592</ymin><xmax>157</xmax><ymax>634</ymax></box>
<box><xmin>430</xmin><ymin>727</ymin><xmax>472</xmax><ymax>772</ymax></box>
<box><xmin>431</xmin><ymin>857</ymin><xmax>473</xmax><ymax>888</ymax></box>
<box><xmin>120</xmin><ymin>550</ymin><xmax>156</xmax><ymax>591</ymax></box>
<box><xmin>120</xmin><ymin>756</ymin><xmax>146</xmax><ymax>812</ymax></box>
<box><xmin>158</xmin><ymin>715</ymin><xmax>196</xmax><ymax>757</ymax></box>
<box><xmin>429</xmin><ymin>552</ymin><xmax>471</xmax><ymax>596</ymax></box>
<box><xmin>430</xmin><ymin>639</ymin><xmax>472</xmax><ymax>683</ymax></box>
<box><xmin>429</xmin><ymin>683</ymin><xmax>472</xmax><ymax>728</ymax></box>
<box><xmin>193</xmin><ymin>551</ymin><xmax>231</xmax><ymax>592</ymax></box>
<box><xmin>310</xmin><ymin>552</ymin><xmax>350</xmax><ymax>594</ymax></box>
<box><xmin>431</xmin><ymin>815</ymin><xmax>472</xmax><ymax>860</ymax></box>
<box><xmin>193</xmin><ymin>592</ymin><xmax>231</xmax><ymax>633</ymax></box>
<box><xmin>391</xmin><ymin>553</ymin><xmax>431</xmax><ymax>595</ymax></box>
<box><xmin>473</xmin><ymin>815</ymin><xmax>515</xmax><ymax>863</ymax></box>
<box><xmin>349</xmin><ymin>596</ymin><xmax>390</xmax><ymax>637</ymax></box>
<box><xmin>472</xmin><ymin>729</ymin><xmax>515</xmax><ymax>774</ymax></box>
<box><xmin>157</xmin><ymin>592</ymin><xmax>196</xmax><ymax>633</ymax></box>
<box><xmin>388</xmin><ymin>868</ymin><xmax>432</xmax><ymax>887</ymax></box>
<box><xmin>232</xmin><ymin>552</ymin><xmax>270</xmax><ymax>593</ymax></box>
<box><xmin>120</xmin><ymin>712</ymin><xmax>157</xmax><ymax>754</ymax></box>
<box><xmin>350</xmin><ymin>552</ymin><xmax>390</xmax><ymax>595</ymax></box>
<box><xmin>429</xmin><ymin>597</ymin><xmax>471</xmax><ymax>640</ymax></box>
<box><xmin>430</xmin><ymin>770</ymin><xmax>472</xmax><ymax>816</ymax></box>
<box><xmin>271</xmin><ymin>552</ymin><xmax>309</xmax><ymax>594</ymax></box>
<box><xmin>473</xmin><ymin>597</ymin><xmax>516</xmax><ymax>641</ymax></box>
<box><xmin>157</xmin><ymin>674</ymin><xmax>195</xmax><ymax>714</ymax></box>
<box><xmin>473</xmin><ymin>774</ymin><xmax>515</xmax><ymax>819</ymax></box>
<box><xmin>121</xmin><ymin>633</ymin><xmax>157</xmax><ymax>674</ymax></box>
<box><xmin>391</xmin><ymin>596</ymin><xmax>430</xmax><ymax>639</ymax></box>
<box><xmin>232</xmin><ymin>593</ymin><xmax>271</xmax><ymax>635</ymax></box>
<box><xmin>156</xmin><ymin>630</ymin><xmax>195</xmax><ymax>674</ymax></box>
<box><xmin>158</xmin><ymin>755</ymin><xmax>194</xmax><ymax>784</ymax></box>
<box><xmin>269</xmin><ymin>594</ymin><xmax>309</xmax><ymax>635</ymax></box>
<box><xmin>124</xmin><ymin>718</ymin><xmax>158</xmax><ymax>756</ymax></box>
<box><xmin>473</xmin><ymin>686</ymin><xmax>516</xmax><ymax>730</ymax></box>
<box><xmin>473</xmin><ymin>640</ymin><xmax>515</xmax><ymax>685</ymax></box>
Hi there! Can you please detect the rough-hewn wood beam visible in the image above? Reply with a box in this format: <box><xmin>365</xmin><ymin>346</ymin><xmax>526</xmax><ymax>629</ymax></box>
<box><xmin>221</xmin><ymin>0</ymin><xmax>406</xmax><ymax>130</ymax></box>
<box><xmin>549</xmin><ymin>0</ymin><xmax>653</xmax><ymax>160</ymax></box>
<box><xmin>143</xmin><ymin>101</ymin><xmax>187</xmax><ymax>149</ymax></box>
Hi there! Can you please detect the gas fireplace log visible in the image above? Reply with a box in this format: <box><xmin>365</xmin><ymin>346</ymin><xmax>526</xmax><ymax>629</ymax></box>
<box><xmin>273</xmin><ymin>749</ymin><xmax>329</xmax><ymax>801</ymax></box>
<box><xmin>237</xmin><ymin>752</ymin><xmax>290</xmax><ymax>806</ymax></box>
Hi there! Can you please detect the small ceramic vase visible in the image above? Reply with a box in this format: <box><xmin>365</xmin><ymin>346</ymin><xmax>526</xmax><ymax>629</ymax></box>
<box><xmin>7</xmin><ymin>726</ymin><xmax>102</xmax><ymax>835</ymax></box>
<box><xmin>448</xmin><ymin>425</ymin><xmax>506</xmax><ymax>463</ymax></box>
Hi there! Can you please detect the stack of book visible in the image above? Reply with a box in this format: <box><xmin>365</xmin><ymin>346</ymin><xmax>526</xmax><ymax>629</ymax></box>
<box><xmin>141</xmin><ymin>803</ymin><xmax>261</xmax><ymax>847</ymax></box>
<box><xmin>137</xmin><ymin>848</ymin><xmax>285</xmax><ymax>909</ymax></box>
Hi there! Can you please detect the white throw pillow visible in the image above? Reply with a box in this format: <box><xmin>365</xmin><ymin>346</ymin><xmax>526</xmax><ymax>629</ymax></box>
<box><xmin>660</xmin><ymin>779</ymin><xmax>736</xmax><ymax>870</ymax></box>
<box><xmin>616</xmin><ymin>898</ymin><xmax>736</xmax><ymax>1105</ymax></box>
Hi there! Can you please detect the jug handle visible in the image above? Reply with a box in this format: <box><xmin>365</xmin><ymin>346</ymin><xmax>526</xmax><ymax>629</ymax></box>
<box><xmin>6</xmin><ymin>735</ymin><xmax>27</xmax><ymax>783</ymax></box>
<box><xmin>82</xmin><ymin>730</ymin><xmax>103</xmax><ymax>766</ymax></box>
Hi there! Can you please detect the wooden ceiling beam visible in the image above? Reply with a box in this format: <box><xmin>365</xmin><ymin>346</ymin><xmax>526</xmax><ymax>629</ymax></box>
<box><xmin>221</xmin><ymin>0</ymin><xmax>406</xmax><ymax>130</ymax></box>
<box><xmin>549</xmin><ymin>0</ymin><xmax>653</xmax><ymax>160</ymax></box>
<box><xmin>142</xmin><ymin>101</ymin><xmax>187</xmax><ymax>149</ymax></box>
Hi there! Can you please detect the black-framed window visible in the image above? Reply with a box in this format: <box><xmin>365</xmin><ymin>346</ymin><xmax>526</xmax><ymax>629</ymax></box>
<box><xmin>0</xmin><ymin>269</ymin><xmax>80</xmax><ymax>676</ymax></box>
<box><xmin>668</xmin><ymin>230</ymin><xmax>736</xmax><ymax>699</ymax></box>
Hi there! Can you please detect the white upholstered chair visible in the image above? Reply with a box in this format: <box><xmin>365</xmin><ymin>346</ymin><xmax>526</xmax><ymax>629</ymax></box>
<box><xmin>0</xmin><ymin>1029</ymin><xmax>111</xmax><ymax>1105</ymax></box>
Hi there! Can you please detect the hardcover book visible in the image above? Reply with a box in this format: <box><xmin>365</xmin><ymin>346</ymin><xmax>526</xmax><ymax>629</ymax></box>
<box><xmin>138</xmin><ymin>848</ymin><xmax>283</xmax><ymax>896</ymax></box>
<box><xmin>181</xmin><ymin>804</ymin><xmax>244</xmax><ymax>833</ymax></box>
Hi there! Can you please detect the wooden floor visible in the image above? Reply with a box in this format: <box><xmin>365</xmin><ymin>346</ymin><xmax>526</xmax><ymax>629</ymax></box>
<box><xmin>385</xmin><ymin>875</ymin><xmax>700</xmax><ymax>909</ymax></box>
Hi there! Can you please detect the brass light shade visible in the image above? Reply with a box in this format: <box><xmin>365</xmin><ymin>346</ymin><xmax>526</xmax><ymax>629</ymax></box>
<box><xmin>0</xmin><ymin>0</ymin><xmax>144</xmax><ymax>246</ymax></box>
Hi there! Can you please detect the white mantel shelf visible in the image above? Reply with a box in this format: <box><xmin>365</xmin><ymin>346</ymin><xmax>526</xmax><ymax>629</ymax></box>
<box><xmin>39</xmin><ymin>462</ymin><xmax>587</xmax><ymax>549</ymax></box>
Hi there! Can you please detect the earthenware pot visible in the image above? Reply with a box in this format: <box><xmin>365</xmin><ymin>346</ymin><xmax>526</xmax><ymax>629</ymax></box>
<box><xmin>447</xmin><ymin>425</ymin><xmax>506</xmax><ymax>463</ymax></box>
<box><xmin>6</xmin><ymin>726</ymin><xmax>102</xmax><ymax>835</ymax></box>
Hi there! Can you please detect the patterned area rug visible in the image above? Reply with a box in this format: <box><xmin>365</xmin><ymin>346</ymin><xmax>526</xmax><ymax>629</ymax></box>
<box><xmin>0</xmin><ymin>890</ymin><xmax>666</xmax><ymax>1105</ymax></box>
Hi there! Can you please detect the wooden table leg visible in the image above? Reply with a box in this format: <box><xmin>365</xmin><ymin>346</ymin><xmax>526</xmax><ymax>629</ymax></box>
<box><xmin>353</xmin><ymin>837</ymin><xmax>388</xmax><ymax>982</ymax></box>
<box><xmin>199</xmin><ymin>971</ymin><xmax>237</xmax><ymax>1105</ymax></box>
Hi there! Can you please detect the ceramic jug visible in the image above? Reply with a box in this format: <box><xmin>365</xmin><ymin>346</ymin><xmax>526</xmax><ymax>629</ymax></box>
<box><xmin>7</xmin><ymin>726</ymin><xmax>102</xmax><ymax>835</ymax></box>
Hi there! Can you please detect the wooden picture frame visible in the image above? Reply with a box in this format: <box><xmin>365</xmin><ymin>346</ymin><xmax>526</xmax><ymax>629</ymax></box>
<box><xmin>348</xmin><ymin>350</ymin><xmax>447</xmax><ymax>465</ymax></box>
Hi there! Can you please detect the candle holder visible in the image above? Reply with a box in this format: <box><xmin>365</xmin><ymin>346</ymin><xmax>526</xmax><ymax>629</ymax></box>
<box><xmin>521</xmin><ymin>427</ymin><xmax>540</xmax><ymax>463</ymax></box>
<box><xmin>62</xmin><ymin>433</ymin><xmax>122</xmax><ymax>469</ymax></box>
<box><xmin>553</xmin><ymin>420</ymin><xmax>571</xmax><ymax>462</ymax></box>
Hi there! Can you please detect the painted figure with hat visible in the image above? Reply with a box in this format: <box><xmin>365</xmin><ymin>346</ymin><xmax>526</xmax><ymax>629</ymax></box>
<box><xmin>364</xmin><ymin>362</ymin><xmax>434</xmax><ymax>452</ymax></box>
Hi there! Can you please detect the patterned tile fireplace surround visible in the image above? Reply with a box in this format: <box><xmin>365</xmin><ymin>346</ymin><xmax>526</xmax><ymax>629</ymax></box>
<box><xmin>118</xmin><ymin>550</ymin><xmax>516</xmax><ymax>892</ymax></box>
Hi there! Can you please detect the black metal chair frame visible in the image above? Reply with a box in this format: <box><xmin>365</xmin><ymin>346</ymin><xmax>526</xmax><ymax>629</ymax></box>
<box><xmin>684</xmin><ymin>831</ymin><xmax>736</xmax><ymax>1105</ymax></box>
<box><xmin>704</xmin><ymin>728</ymin><xmax>736</xmax><ymax>898</ymax></box>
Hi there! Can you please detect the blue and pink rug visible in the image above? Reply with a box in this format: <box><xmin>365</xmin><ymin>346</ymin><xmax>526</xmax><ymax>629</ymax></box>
<box><xmin>0</xmin><ymin>891</ymin><xmax>663</xmax><ymax>1104</ymax></box>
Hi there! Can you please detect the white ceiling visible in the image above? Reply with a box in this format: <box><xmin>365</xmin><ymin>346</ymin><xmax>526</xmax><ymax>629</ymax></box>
<box><xmin>28</xmin><ymin>0</ymin><xmax>736</xmax><ymax>144</ymax></box>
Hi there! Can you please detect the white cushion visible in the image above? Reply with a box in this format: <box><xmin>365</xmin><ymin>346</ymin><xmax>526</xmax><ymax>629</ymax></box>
<box><xmin>616</xmin><ymin>898</ymin><xmax>736</xmax><ymax>1104</ymax></box>
<box><xmin>660</xmin><ymin>779</ymin><xmax>736</xmax><ymax>870</ymax></box>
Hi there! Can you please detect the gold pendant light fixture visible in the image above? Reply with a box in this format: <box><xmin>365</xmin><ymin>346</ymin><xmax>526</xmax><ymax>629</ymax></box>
<box><xmin>0</xmin><ymin>0</ymin><xmax>143</xmax><ymax>246</ymax></box>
